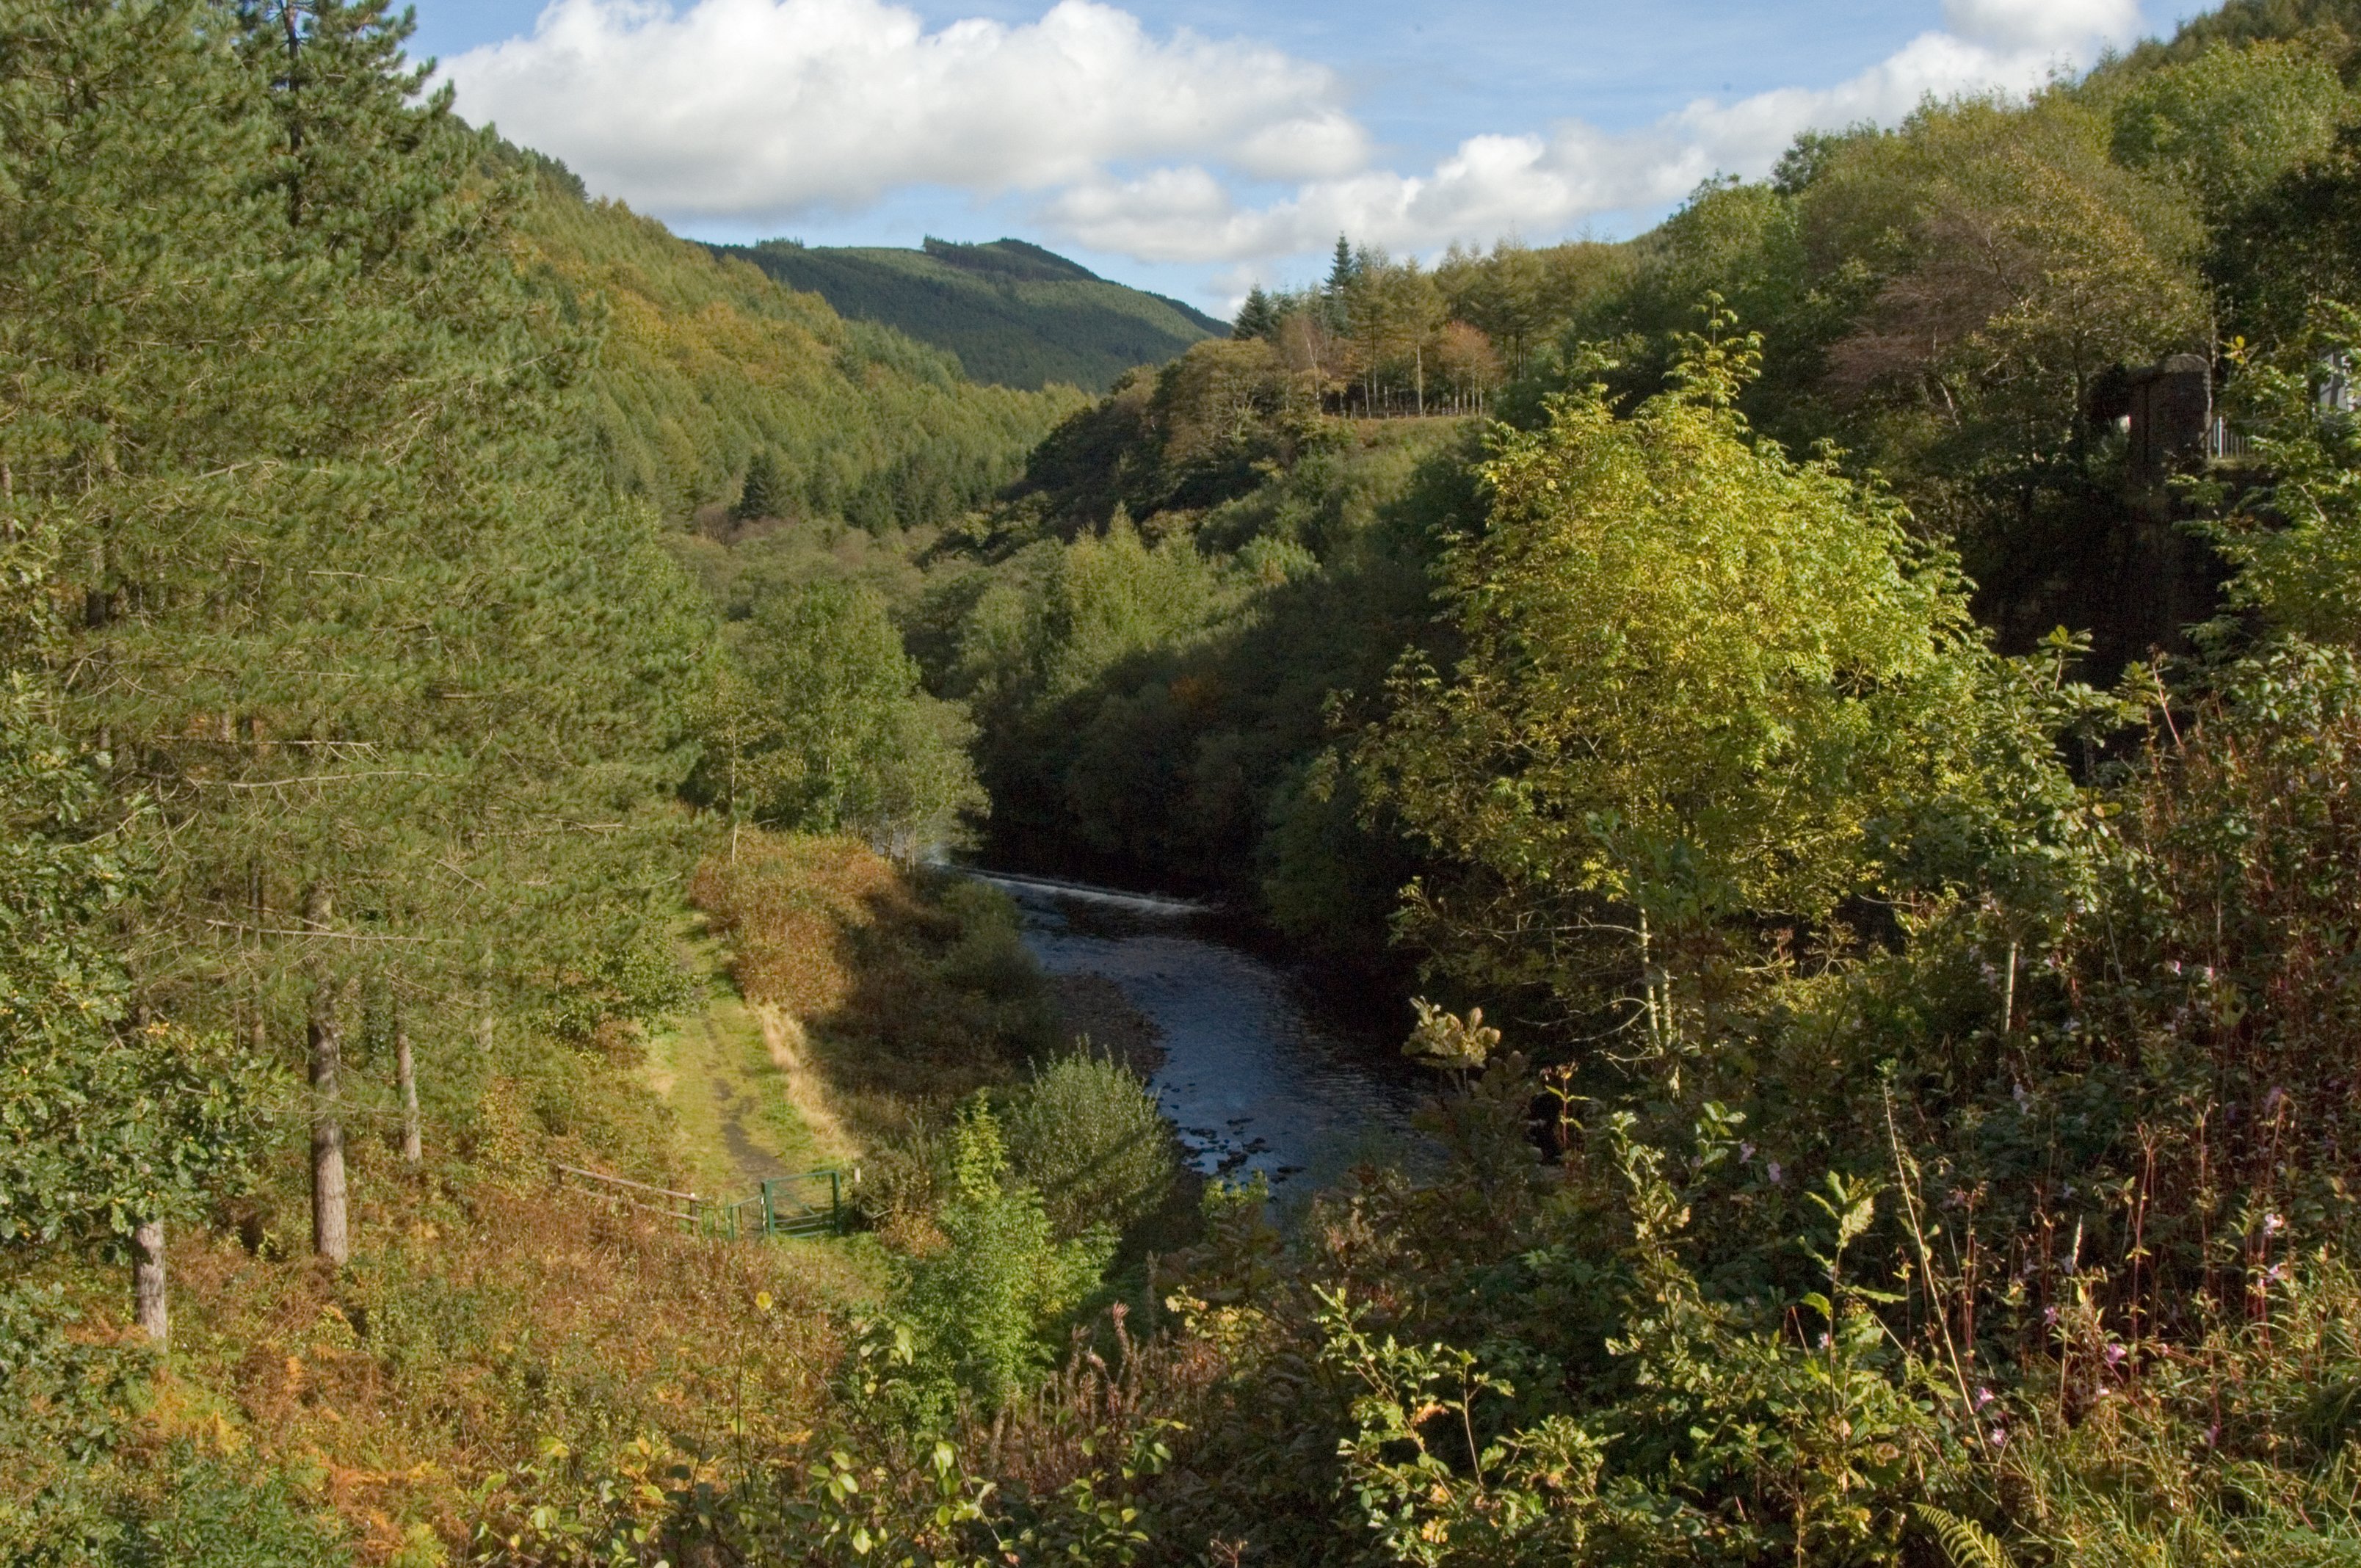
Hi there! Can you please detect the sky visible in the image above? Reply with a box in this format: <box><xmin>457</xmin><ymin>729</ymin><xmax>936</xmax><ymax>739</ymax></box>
<box><xmin>406</xmin><ymin>0</ymin><xmax>2211</xmax><ymax>312</ymax></box>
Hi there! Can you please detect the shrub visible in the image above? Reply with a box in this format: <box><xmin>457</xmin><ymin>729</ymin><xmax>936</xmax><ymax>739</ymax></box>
<box><xmin>542</xmin><ymin>934</ymin><xmax>703</xmax><ymax>1042</ymax></box>
<box><xmin>889</xmin><ymin>1099</ymin><xmax>1113</xmax><ymax>1419</ymax></box>
<box><xmin>112</xmin><ymin>1447</ymin><xmax>348</xmax><ymax>1568</ymax></box>
<box><xmin>1005</xmin><ymin>1055</ymin><xmax>1176</xmax><ymax>1241</ymax></box>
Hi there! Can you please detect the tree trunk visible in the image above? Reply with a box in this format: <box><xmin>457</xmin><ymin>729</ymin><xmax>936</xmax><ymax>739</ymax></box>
<box><xmin>133</xmin><ymin>1219</ymin><xmax>167</xmax><ymax>1346</ymax></box>
<box><xmin>395</xmin><ymin>1008</ymin><xmax>421</xmax><ymax>1165</ymax></box>
<box><xmin>306</xmin><ymin>882</ymin><xmax>349</xmax><ymax>1265</ymax></box>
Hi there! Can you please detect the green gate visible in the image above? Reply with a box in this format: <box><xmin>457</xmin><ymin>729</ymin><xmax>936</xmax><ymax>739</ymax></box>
<box><xmin>702</xmin><ymin>1167</ymin><xmax>847</xmax><ymax>1241</ymax></box>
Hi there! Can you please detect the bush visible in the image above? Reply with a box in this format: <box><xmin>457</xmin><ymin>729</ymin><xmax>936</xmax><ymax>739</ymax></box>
<box><xmin>888</xmin><ymin>1099</ymin><xmax>1112</xmax><ymax>1419</ymax></box>
<box><xmin>542</xmin><ymin>934</ymin><xmax>703</xmax><ymax>1042</ymax></box>
<box><xmin>0</xmin><ymin>1285</ymin><xmax>142</xmax><ymax>1562</ymax></box>
<box><xmin>112</xmin><ymin>1447</ymin><xmax>349</xmax><ymax>1568</ymax></box>
<box><xmin>0</xmin><ymin>1286</ymin><xmax>347</xmax><ymax>1566</ymax></box>
<box><xmin>1004</xmin><ymin>1054</ymin><xmax>1176</xmax><ymax>1241</ymax></box>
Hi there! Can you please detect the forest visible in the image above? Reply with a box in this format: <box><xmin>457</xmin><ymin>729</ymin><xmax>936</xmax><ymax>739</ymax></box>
<box><xmin>15</xmin><ymin>0</ymin><xmax>2361</xmax><ymax>1564</ymax></box>
<box><xmin>714</xmin><ymin>237</ymin><xmax>1223</xmax><ymax>394</ymax></box>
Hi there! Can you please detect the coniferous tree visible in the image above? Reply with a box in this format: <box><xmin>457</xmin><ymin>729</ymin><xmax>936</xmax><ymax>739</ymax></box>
<box><xmin>11</xmin><ymin>0</ymin><xmax>711</xmax><ymax>1268</ymax></box>
<box><xmin>736</xmin><ymin>447</ymin><xmax>785</xmax><ymax>522</ymax></box>
<box><xmin>1323</xmin><ymin>234</ymin><xmax>1359</xmax><ymax>333</ymax></box>
<box><xmin>1232</xmin><ymin>286</ymin><xmax>1279</xmax><ymax>341</ymax></box>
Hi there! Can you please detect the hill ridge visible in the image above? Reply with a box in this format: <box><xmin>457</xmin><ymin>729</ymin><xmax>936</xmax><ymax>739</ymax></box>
<box><xmin>711</xmin><ymin>235</ymin><xmax>1225</xmax><ymax>392</ymax></box>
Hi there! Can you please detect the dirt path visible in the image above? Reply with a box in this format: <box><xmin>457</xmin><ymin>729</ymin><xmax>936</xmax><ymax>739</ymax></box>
<box><xmin>645</xmin><ymin>937</ymin><xmax>860</xmax><ymax>1199</ymax></box>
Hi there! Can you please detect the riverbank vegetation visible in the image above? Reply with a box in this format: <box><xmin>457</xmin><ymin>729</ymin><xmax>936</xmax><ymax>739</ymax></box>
<box><xmin>21</xmin><ymin>0</ymin><xmax>2361</xmax><ymax>1563</ymax></box>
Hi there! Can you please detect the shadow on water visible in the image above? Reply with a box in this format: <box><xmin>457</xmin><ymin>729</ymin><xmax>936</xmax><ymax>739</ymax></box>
<box><xmin>969</xmin><ymin>870</ymin><xmax>1432</xmax><ymax>1195</ymax></box>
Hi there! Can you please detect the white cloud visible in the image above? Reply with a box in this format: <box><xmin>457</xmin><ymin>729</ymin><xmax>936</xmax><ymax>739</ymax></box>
<box><xmin>1944</xmin><ymin>0</ymin><xmax>2141</xmax><ymax>52</ymax></box>
<box><xmin>442</xmin><ymin>0</ymin><xmax>1363</xmax><ymax>218</ymax></box>
<box><xmin>446</xmin><ymin>0</ymin><xmax>2151</xmax><ymax>277</ymax></box>
<box><xmin>1047</xmin><ymin>9</ymin><xmax>2148</xmax><ymax>267</ymax></box>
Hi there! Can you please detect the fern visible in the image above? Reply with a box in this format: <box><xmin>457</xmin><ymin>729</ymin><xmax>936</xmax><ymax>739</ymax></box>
<box><xmin>1913</xmin><ymin>1504</ymin><xmax>2011</xmax><ymax>1568</ymax></box>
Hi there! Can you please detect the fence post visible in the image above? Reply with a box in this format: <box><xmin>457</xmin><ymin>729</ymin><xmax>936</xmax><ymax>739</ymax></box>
<box><xmin>829</xmin><ymin>1170</ymin><xmax>842</xmax><ymax>1236</ymax></box>
<box><xmin>761</xmin><ymin>1179</ymin><xmax>777</xmax><ymax>1238</ymax></box>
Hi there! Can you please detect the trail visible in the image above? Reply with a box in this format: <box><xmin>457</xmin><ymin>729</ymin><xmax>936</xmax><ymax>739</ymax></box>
<box><xmin>645</xmin><ymin>933</ymin><xmax>860</xmax><ymax>1200</ymax></box>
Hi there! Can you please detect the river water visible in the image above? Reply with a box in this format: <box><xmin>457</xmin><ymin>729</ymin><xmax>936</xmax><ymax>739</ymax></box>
<box><xmin>972</xmin><ymin>870</ymin><xmax>1429</xmax><ymax>1194</ymax></box>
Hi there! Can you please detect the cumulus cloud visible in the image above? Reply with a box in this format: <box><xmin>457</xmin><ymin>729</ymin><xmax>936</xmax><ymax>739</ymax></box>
<box><xmin>442</xmin><ymin>0</ymin><xmax>1364</xmax><ymax>218</ymax></box>
<box><xmin>446</xmin><ymin>0</ymin><xmax>2150</xmax><ymax>274</ymax></box>
<box><xmin>1944</xmin><ymin>0</ymin><xmax>2142</xmax><ymax>52</ymax></box>
<box><xmin>1047</xmin><ymin>7</ymin><xmax>2147</xmax><ymax>266</ymax></box>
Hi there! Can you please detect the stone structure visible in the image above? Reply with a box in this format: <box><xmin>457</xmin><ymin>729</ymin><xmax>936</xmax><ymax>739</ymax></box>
<box><xmin>2125</xmin><ymin>353</ymin><xmax>2213</xmax><ymax>493</ymax></box>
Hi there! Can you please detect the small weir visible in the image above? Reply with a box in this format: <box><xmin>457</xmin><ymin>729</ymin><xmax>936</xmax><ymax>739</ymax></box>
<box><xmin>971</xmin><ymin>870</ymin><xmax>1428</xmax><ymax>1193</ymax></box>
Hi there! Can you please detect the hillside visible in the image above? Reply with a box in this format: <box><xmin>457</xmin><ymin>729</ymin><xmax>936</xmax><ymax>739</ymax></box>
<box><xmin>35</xmin><ymin>1</ymin><xmax>2361</xmax><ymax>1565</ymax></box>
<box><xmin>512</xmin><ymin>156</ymin><xmax>1087</xmax><ymax>527</ymax></box>
<box><xmin>711</xmin><ymin>235</ymin><xmax>1225</xmax><ymax>392</ymax></box>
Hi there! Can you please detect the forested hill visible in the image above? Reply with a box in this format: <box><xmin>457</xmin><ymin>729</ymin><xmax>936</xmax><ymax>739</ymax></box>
<box><xmin>512</xmin><ymin>156</ymin><xmax>1087</xmax><ymax>526</ymax></box>
<box><xmin>710</xmin><ymin>235</ymin><xmax>1225</xmax><ymax>392</ymax></box>
<box><xmin>40</xmin><ymin>1</ymin><xmax>2361</xmax><ymax>1564</ymax></box>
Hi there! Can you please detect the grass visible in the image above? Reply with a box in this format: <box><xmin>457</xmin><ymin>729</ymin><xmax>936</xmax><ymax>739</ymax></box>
<box><xmin>11</xmin><ymin>838</ymin><xmax>1045</xmax><ymax>1564</ymax></box>
<box><xmin>643</xmin><ymin>927</ymin><xmax>860</xmax><ymax>1200</ymax></box>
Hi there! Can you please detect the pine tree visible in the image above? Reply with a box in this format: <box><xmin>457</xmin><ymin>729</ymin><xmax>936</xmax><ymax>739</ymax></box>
<box><xmin>1232</xmin><ymin>286</ymin><xmax>1279</xmax><ymax>341</ymax></box>
<box><xmin>1326</xmin><ymin>234</ymin><xmax>1358</xmax><ymax>297</ymax></box>
<box><xmin>736</xmin><ymin>447</ymin><xmax>785</xmax><ymax>521</ymax></box>
<box><xmin>14</xmin><ymin>0</ymin><xmax>711</xmax><ymax>1267</ymax></box>
<box><xmin>0</xmin><ymin>0</ymin><xmax>289</xmax><ymax>1321</ymax></box>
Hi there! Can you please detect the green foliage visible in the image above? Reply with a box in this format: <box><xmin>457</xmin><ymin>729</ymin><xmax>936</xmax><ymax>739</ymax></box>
<box><xmin>719</xmin><ymin>236</ymin><xmax>1219</xmax><ymax>393</ymax></box>
<box><xmin>1364</xmin><ymin>326</ymin><xmax>2019</xmax><ymax>1028</ymax></box>
<box><xmin>2207</xmin><ymin>308</ymin><xmax>2361</xmax><ymax>640</ymax></box>
<box><xmin>2</xmin><ymin>0</ymin><xmax>719</xmax><ymax>1116</ymax></box>
<box><xmin>0</xmin><ymin>687</ymin><xmax>268</xmax><ymax>1277</ymax></box>
<box><xmin>2117</xmin><ymin>0</ymin><xmax>2361</xmax><ymax>68</ymax></box>
<box><xmin>2112</xmin><ymin>38</ymin><xmax>2351</xmax><ymax>215</ymax></box>
<box><xmin>736</xmin><ymin>447</ymin><xmax>786</xmax><ymax>522</ymax></box>
<box><xmin>0</xmin><ymin>1284</ymin><xmax>145</xmax><ymax>1561</ymax></box>
<box><xmin>1003</xmin><ymin>1054</ymin><xmax>1176</xmax><ymax>1241</ymax></box>
<box><xmin>935</xmin><ymin>374</ymin><xmax>1457</xmax><ymax>948</ymax></box>
<box><xmin>519</xmin><ymin>179</ymin><xmax>1084</xmax><ymax>526</ymax></box>
<box><xmin>540</xmin><ymin>933</ymin><xmax>703</xmax><ymax>1043</ymax></box>
<box><xmin>1912</xmin><ymin>1505</ymin><xmax>2010</xmax><ymax>1568</ymax></box>
<box><xmin>703</xmin><ymin>580</ymin><xmax>987</xmax><ymax>858</ymax></box>
<box><xmin>1233</xmin><ymin>286</ymin><xmax>1279</xmax><ymax>341</ymax></box>
<box><xmin>888</xmin><ymin>1098</ymin><xmax>1114</xmax><ymax>1419</ymax></box>
<box><xmin>0</xmin><ymin>1281</ymin><xmax>348</xmax><ymax>1566</ymax></box>
<box><xmin>1309</xmin><ymin>1130</ymin><xmax>1935</xmax><ymax>1568</ymax></box>
<box><xmin>109</xmin><ymin>1448</ymin><xmax>350</xmax><ymax>1568</ymax></box>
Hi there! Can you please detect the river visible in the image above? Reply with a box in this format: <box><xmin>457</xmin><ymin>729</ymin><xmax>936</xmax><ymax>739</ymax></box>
<box><xmin>971</xmin><ymin>870</ymin><xmax>1430</xmax><ymax>1194</ymax></box>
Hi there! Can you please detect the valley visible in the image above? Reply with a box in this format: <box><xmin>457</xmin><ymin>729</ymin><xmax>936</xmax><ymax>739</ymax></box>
<box><xmin>15</xmin><ymin>2</ymin><xmax>2361</xmax><ymax>1564</ymax></box>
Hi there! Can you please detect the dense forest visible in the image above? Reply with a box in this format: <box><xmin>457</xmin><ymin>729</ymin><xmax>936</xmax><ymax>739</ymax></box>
<box><xmin>515</xmin><ymin>167</ymin><xmax>1087</xmax><ymax>530</ymax></box>
<box><xmin>715</xmin><ymin>236</ymin><xmax>1223</xmax><ymax>393</ymax></box>
<box><xmin>18</xmin><ymin>1</ymin><xmax>2361</xmax><ymax>1565</ymax></box>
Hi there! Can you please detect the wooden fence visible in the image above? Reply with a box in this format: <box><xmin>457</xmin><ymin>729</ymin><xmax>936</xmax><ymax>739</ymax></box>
<box><xmin>555</xmin><ymin>1162</ymin><xmax>848</xmax><ymax>1241</ymax></box>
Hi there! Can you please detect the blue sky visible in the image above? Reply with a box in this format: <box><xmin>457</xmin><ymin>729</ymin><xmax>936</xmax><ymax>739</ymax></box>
<box><xmin>407</xmin><ymin>0</ymin><xmax>2206</xmax><ymax>311</ymax></box>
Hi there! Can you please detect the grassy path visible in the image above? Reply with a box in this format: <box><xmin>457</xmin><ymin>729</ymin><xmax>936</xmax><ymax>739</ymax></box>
<box><xmin>645</xmin><ymin>933</ymin><xmax>860</xmax><ymax>1202</ymax></box>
